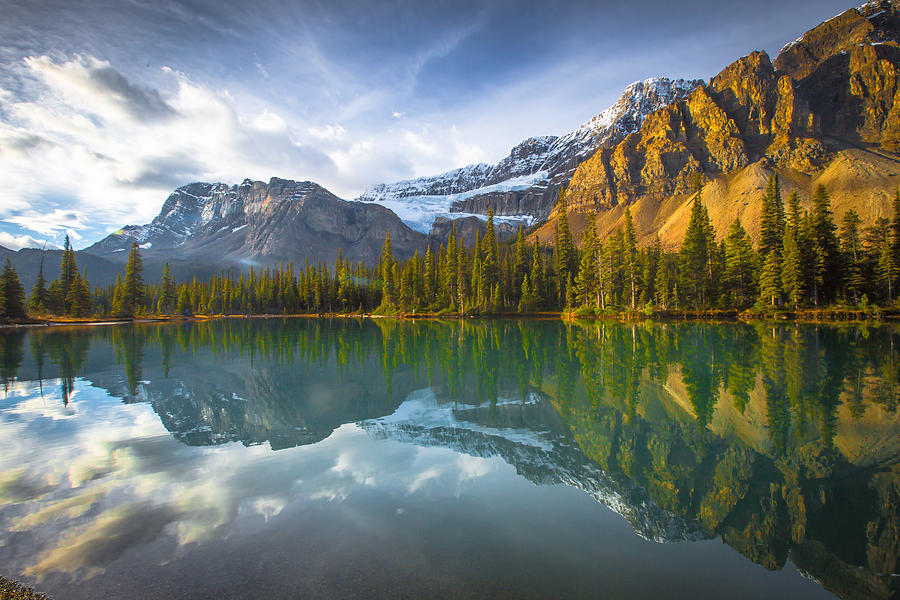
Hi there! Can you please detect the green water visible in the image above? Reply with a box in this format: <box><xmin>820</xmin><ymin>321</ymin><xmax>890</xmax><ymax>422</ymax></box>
<box><xmin>0</xmin><ymin>318</ymin><xmax>897</xmax><ymax>599</ymax></box>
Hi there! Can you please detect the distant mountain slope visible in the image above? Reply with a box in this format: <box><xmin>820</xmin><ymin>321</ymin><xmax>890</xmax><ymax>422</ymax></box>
<box><xmin>356</xmin><ymin>77</ymin><xmax>702</xmax><ymax>231</ymax></box>
<box><xmin>85</xmin><ymin>177</ymin><xmax>427</xmax><ymax>273</ymax></box>
<box><xmin>539</xmin><ymin>0</ymin><xmax>900</xmax><ymax>248</ymax></box>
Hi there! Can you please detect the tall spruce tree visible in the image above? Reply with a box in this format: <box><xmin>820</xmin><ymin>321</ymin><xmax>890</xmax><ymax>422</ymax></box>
<box><xmin>655</xmin><ymin>253</ymin><xmax>670</xmax><ymax>310</ymax></box>
<box><xmin>122</xmin><ymin>243</ymin><xmax>145</xmax><ymax>318</ymax></box>
<box><xmin>781</xmin><ymin>228</ymin><xmax>804</xmax><ymax>308</ymax></box>
<box><xmin>379</xmin><ymin>232</ymin><xmax>395</xmax><ymax>308</ymax></box>
<box><xmin>575</xmin><ymin>214</ymin><xmax>598</xmax><ymax>308</ymax></box>
<box><xmin>759</xmin><ymin>250</ymin><xmax>782</xmax><ymax>307</ymax></box>
<box><xmin>66</xmin><ymin>271</ymin><xmax>92</xmax><ymax>317</ymax></box>
<box><xmin>553</xmin><ymin>188</ymin><xmax>576</xmax><ymax>305</ymax></box>
<box><xmin>679</xmin><ymin>185</ymin><xmax>712</xmax><ymax>307</ymax></box>
<box><xmin>840</xmin><ymin>209</ymin><xmax>864</xmax><ymax>304</ymax></box>
<box><xmin>0</xmin><ymin>259</ymin><xmax>27</xmax><ymax>319</ymax></box>
<box><xmin>483</xmin><ymin>208</ymin><xmax>499</xmax><ymax>294</ymax></box>
<box><xmin>58</xmin><ymin>235</ymin><xmax>77</xmax><ymax>306</ymax></box>
<box><xmin>875</xmin><ymin>217</ymin><xmax>896</xmax><ymax>303</ymax></box>
<box><xmin>622</xmin><ymin>208</ymin><xmax>639</xmax><ymax>309</ymax></box>
<box><xmin>176</xmin><ymin>284</ymin><xmax>191</xmax><ymax>315</ymax></box>
<box><xmin>423</xmin><ymin>245</ymin><xmax>436</xmax><ymax>306</ymax></box>
<box><xmin>158</xmin><ymin>263</ymin><xmax>177</xmax><ymax>314</ymax></box>
<box><xmin>892</xmin><ymin>188</ymin><xmax>900</xmax><ymax>296</ymax></box>
<box><xmin>759</xmin><ymin>175</ymin><xmax>783</xmax><ymax>259</ymax></box>
<box><xmin>724</xmin><ymin>218</ymin><xmax>756</xmax><ymax>307</ymax></box>
<box><xmin>809</xmin><ymin>184</ymin><xmax>841</xmax><ymax>302</ymax></box>
<box><xmin>512</xmin><ymin>225</ymin><xmax>529</xmax><ymax>305</ymax></box>
<box><xmin>530</xmin><ymin>240</ymin><xmax>545</xmax><ymax>309</ymax></box>
<box><xmin>29</xmin><ymin>253</ymin><xmax>49</xmax><ymax>314</ymax></box>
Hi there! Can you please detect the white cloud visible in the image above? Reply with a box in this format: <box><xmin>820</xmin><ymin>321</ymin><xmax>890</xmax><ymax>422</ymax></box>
<box><xmin>4</xmin><ymin>209</ymin><xmax>89</xmax><ymax>237</ymax></box>
<box><xmin>0</xmin><ymin>52</ymin><xmax>508</xmax><ymax>246</ymax></box>
<box><xmin>0</xmin><ymin>55</ymin><xmax>339</xmax><ymax>246</ymax></box>
<box><xmin>251</xmin><ymin>109</ymin><xmax>287</xmax><ymax>133</ymax></box>
<box><xmin>0</xmin><ymin>231</ymin><xmax>60</xmax><ymax>250</ymax></box>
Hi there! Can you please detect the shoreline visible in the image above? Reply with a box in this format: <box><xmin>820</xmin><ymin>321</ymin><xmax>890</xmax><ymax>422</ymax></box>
<box><xmin>0</xmin><ymin>307</ymin><xmax>895</xmax><ymax>329</ymax></box>
<box><xmin>0</xmin><ymin>575</ymin><xmax>51</xmax><ymax>600</ymax></box>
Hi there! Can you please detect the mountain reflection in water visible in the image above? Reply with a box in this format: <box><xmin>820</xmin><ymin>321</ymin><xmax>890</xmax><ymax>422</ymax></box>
<box><xmin>0</xmin><ymin>318</ymin><xmax>897</xmax><ymax>600</ymax></box>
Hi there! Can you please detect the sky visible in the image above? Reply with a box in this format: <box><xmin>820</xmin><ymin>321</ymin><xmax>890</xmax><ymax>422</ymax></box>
<box><xmin>0</xmin><ymin>0</ymin><xmax>855</xmax><ymax>250</ymax></box>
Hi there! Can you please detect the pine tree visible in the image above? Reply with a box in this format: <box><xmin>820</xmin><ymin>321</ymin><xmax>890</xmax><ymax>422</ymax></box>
<box><xmin>47</xmin><ymin>280</ymin><xmax>62</xmax><ymax>314</ymax></box>
<box><xmin>379</xmin><ymin>232</ymin><xmax>395</xmax><ymax>309</ymax></box>
<box><xmin>122</xmin><ymin>243</ymin><xmax>145</xmax><ymax>318</ymax></box>
<box><xmin>491</xmin><ymin>283</ymin><xmax>503</xmax><ymax>314</ymax></box>
<box><xmin>111</xmin><ymin>276</ymin><xmax>124</xmax><ymax>316</ymax></box>
<box><xmin>457</xmin><ymin>249</ymin><xmax>470</xmax><ymax>313</ymax></box>
<box><xmin>786</xmin><ymin>191</ymin><xmax>802</xmax><ymax>232</ymax></box>
<box><xmin>840</xmin><ymin>209</ymin><xmax>864</xmax><ymax>304</ymax></box>
<box><xmin>554</xmin><ymin>188</ymin><xmax>576</xmax><ymax>305</ymax></box>
<box><xmin>519</xmin><ymin>274</ymin><xmax>534</xmax><ymax>313</ymax></box>
<box><xmin>759</xmin><ymin>175</ymin><xmax>785</xmax><ymax>259</ymax></box>
<box><xmin>575</xmin><ymin>214</ymin><xmax>598</xmax><ymax>308</ymax></box>
<box><xmin>622</xmin><ymin>208</ymin><xmax>639</xmax><ymax>309</ymax></box>
<box><xmin>483</xmin><ymin>208</ymin><xmax>499</xmax><ymax>295</ymax></box>
<box><xmin>58</xmin><ymin>235</ymin><xmax>78</xmax><ymax>309</ymax></box>
<box><xmin>892</xmin><ymin>188</ymin><xmax>900</xmax><ymax>296</ymax></box>
<box><xmin>679</xmin><ymin>186</ymin><xmax>712</xmax><ymax>307</ymax></box>
<box><xmin>875</xmin><ymin>217</ymin><xmax>896</xmax><ymax>303</ymax></box>
<box><xmin>66</xmin><ymin>271</ymin><xmax>92</xmax><ymax>317</ymax></box>
<box><xmin>641</xmin><ymin>239</ymin><xmax>660</xmax><ymax>306</ymax></box>
<box><xmin>444</xmin><ymin>229</ymin><xmax>458</xmax><ymax>309</ymax></box>
<box><xmin>0</xmin><ymin>259</ymin><xmax>27</xmax><ymax>319</ymax></box>
<box><xmin>158</xmin><ymin>263</ymin><xmax>176</xmax><ymax>314</ymax></box>
<box><xmin>781</xmin><ymin>228</ymin><xmax>804</xmax><ymax>308</ymax></box>
<box><xmin>424</xmin><ymin>245</ymin><xmax>436</xmax><ymax>306</ymax></box>
<box><xmin>512</xmin><ymin>225</ymin><xmax>529</xmax><ymax>303</ymax></box>
<box><xmin>29</xmin><ymin>253</ymin><xmax>49</xmax><ymax>314</ymax></box>
<box><xmin>810</xmin><ymin>184</ymin><xmax>840</xmax><ymax>301</ymax></box>
<box><xmin>472</xmin><ymin>231</ymin><xmax>485</xmax><ymax>306</ymax></box>
<box><xmin>759</xmin><ymin>250</ymin><xmax>782</xmax><ymax>307</ymax></box>
<box><xmin>176</xmin><ymin>284</ymin><xmax>191</xmax><ymax>316</ymax></box>
<box><xmin>655</xmin><ymin>254</ymin><xmax>670</xmax><ymax>310</ymax></box>
<box><xmin>724</xmin><ymin>218</ymin><xmax>757</xmax><ymax>306</ymax></box>
<box><xmin>530</xmin><ymin>240</ymin><xmax>545</xmax><ymax>309</ymax></box>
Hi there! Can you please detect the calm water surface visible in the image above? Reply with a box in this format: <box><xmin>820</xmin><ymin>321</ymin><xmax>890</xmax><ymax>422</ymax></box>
<box><xmin>0</xmin><ymin>319</ymin><xmax>897</xmax><ymax>599</ymax></box>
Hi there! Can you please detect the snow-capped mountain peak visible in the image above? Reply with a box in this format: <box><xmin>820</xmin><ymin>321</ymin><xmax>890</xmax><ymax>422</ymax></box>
<box><xmin>355</xmin><ymin>76</ymin><xmax>703</xmax><ymax>232</ymax></box>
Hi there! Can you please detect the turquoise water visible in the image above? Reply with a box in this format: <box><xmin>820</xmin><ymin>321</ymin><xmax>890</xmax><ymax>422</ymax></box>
<box><xmin>0</xmin><ymin>319</ymin><xmax>897</xmax><ymax>599</ymax></box>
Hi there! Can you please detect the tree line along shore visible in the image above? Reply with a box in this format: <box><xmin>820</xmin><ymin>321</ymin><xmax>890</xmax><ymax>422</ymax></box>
<box><xmin>1</xmin><ymin>177</ymin><xmax>898</xmax><ymax>325</ymax></box>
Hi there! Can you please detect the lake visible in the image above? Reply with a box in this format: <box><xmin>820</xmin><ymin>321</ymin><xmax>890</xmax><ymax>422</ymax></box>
<box><xmin>0</xmin><ymin>318</ymin><xmax>897</xmax><ymax>599</ymax></box>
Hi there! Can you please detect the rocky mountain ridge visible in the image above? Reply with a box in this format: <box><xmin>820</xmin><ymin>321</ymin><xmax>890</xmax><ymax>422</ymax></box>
<box><xmin>356</xmin><ymin>77</ymin><xmax>701</xmax><ymax>230</ymax></box>
<box><xmin>85</xmin><ymin>177</ymin><xmax>427</xmax><ymax>273</ymax></box>
<box><xmin>542</xmin><ymin>0</ymin><xmax>900</xmax><ymax>248</ymax></box>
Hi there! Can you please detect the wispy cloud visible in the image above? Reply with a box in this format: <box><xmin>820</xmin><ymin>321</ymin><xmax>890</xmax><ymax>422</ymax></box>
<box><xmin>4</xmin><ymin>209</ymin><xmax>89</xmax><ymax>238</ymax></box>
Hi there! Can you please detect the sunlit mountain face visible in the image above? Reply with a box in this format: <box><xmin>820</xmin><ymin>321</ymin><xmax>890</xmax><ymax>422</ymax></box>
<box><xmin>0</xmin><ymin>319</ymin><xmax>896</xmax><ymax>599</ymax></box>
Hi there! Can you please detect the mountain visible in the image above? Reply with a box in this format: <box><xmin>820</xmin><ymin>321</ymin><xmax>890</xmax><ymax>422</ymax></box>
<box><xmin>85</xmin><ymin>177</ymin><xmax>427</xmax><ymax>275</ymax></box>
<box><xmin>356</xmin><ymin>77</ymin><xmax>702</xmax><ymax>232</ymax></box>
<box><xmin>536</xmin><ymin>0</ymin><xmax>900</xmax><ymax>248</ymax></box>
